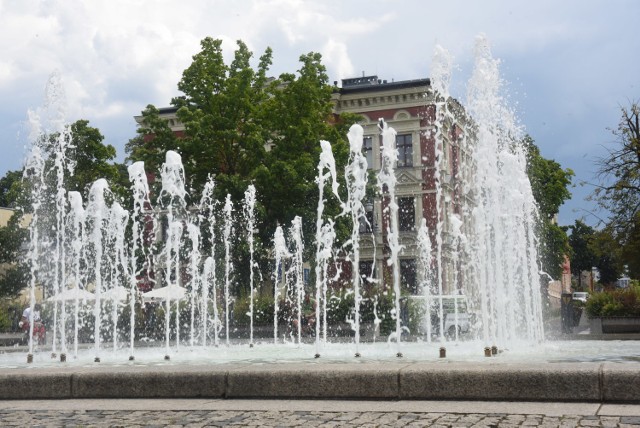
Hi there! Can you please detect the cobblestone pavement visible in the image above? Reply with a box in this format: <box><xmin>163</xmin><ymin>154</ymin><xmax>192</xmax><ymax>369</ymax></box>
<box><xmin>1</xmin><ymin>409</ymin><xmax>640</xmax><ymax>427</ymax></box>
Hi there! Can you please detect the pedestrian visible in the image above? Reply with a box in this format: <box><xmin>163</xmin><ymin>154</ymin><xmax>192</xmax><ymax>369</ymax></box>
<box><xmin>20</xmin><ymin>303</ymin><xmax>46</xmax><ymax>345</ymax></box>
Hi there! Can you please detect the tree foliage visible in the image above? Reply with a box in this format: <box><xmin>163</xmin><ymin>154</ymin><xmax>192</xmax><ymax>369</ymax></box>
<box><xmin>591</xmin><ymin>226</ymin><xmax>623</xmax><ymax>286</ymax></box>
<box><xmin>125</xmin><ymin>104</ymin><xmax>180</xmax><ymax>188</ymax></box>
<box><xmin>524</xmin><ymin>136</ymin><xmax>574</xmax><ymax>219</ymax></box>
<box><xmin>0</xmin><ymin>170</ymin><xmax>23</xmax><ymax>208</ymax></box>
<box><xmin>126</xmin><ymin>38</ymin><xmax>360</xmax><ymax>294</ymax></box>
<box><xmin>621</xmin><ymin>215</ymin><xmax>640</xmax><ymax>278</ymax></box>
<box><xmin>566</xmin><ymin>219</ymin><xmax>623</xmax><ymax>288</ymax></box>
<box><xmin>524</xmin><ymin>136</ymin><xmax>573</xmax><ymax>279</ymax></box>
<box><xmin>127</xmin><ymin>39</ymin><xmax>358</xmax><ymax>252</ymax></box>
<box><xmin>538</xmin><ymin>222</ymin><xmax>569</xmax><ymax>280</ymax></box>
<box><xmin>0</xmin><ymin>119</ymin><xmax>122</xmax><ymax>298</ymax></box>
<box><xmin>64</xmin><ymin>120</ymin><xmax>121</xmax><ymax>198</ymax></box>
<box><xmin>255</xmin><ymin>52</ymin><xmax>354</xmax><ymax>245</ymax></box>
<box><xmin>0</xmin><ymin>214</ymin><xmax>29</xmax><ymax>298</ymax></box>
<box><xmin>594</xmin><ymin>102</ymin><xmax>640</xmax><ymax>236</ymax></box>
<box><xmin>592</xmin><ymin>102</ymin><xmax>640</xmax><ymax>280</ymax></box>
<box><xmin>568</xmin><ymin>219</ymin><xmax>596</xmax><ymax>288</ymax></box>
<box><xmin>174</xmin><ymin>38</ymin><xmax>273</xmax><ymax>200</ymax></box>
<box><xmin>29</xmin><ymin>119</ymin><xmax>122</xmax><ymax>202</ymax></box>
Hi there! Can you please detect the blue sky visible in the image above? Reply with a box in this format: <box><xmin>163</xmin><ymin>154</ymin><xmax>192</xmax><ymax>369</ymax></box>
<box><xmin>1</xmin><ymin>0</ymin><xmax>638</xmax><ymax>227</ymax></box>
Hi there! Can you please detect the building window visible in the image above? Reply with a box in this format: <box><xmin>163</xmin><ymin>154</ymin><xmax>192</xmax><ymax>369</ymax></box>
<box><xmin>359</xmin><ymin>209</ymin><xmax>374</xmax><ymax>233</ymax></box>
<box><xmin>359</xmin><ymin>260</ymin><xmax>375</xmax><ymax>283</ymax></box>
<box><xmin>359</xmin><ymin>260</ymin><xmax>376</xmax><ymax>294</ymax></box>
<box><xmin>396</xmin><ymin>134</ymin><xmax>413</xmax><ymax>167</ymax></box>
<box><xmin>363</xmin><ymin>136</ymin><xmax>373</xmax><ymax>169</ymax></box>
<box><xmin>398</xmin><ymin>197</ymin><xmax>415</xmax><ymax>231</ymax></box>
<box><xmin>400</xmin><ymin>259</ymin><xmax>418</xmax><ymax>294</ymax></box>
<box><xmin>359</xmin><ymin>200</ymin><xmax>375</xmax><ymax>233</ymax></box>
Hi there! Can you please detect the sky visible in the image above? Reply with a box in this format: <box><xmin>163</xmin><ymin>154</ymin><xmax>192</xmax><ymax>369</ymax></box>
<box><xmin>0</xmin><ymin>0</ymin><xmax>638</xmax><ymax>227</ymax></box>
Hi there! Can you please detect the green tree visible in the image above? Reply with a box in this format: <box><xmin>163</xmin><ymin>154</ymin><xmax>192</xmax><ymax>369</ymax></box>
<box><xmin>125</xmin><ymin>105</ymin><xmax>180</xmax><ymax>181</ymax></box>
<box><xmin>568</xmin><ymin>220</ymin><xmax>597</xmax><ymax>289</ymax></box>
<box><xmin>0</xmin><ymin>170</ymin><xmax>23</xmax><ymax>208</ymax></box>
<box><xmin>7</xmin><ymin>120</ymin><xmax>123</xmax><ymax>299</ymax></box>
<box><xmin>525</xmin><ymin>137</ymin><xmax>574</xmax><ymax>219</ymax></box>
<box><xmin>621</xmin><ymin>215</ymin><xmax>640</xmax><ymax>278</ymax></box>
<box><xmin>174</xmin><ymin>38</ymin><xmax>273</xmax><ymax>200</ymax></box>
<box><xmin>591</xmin><ymin>226</ymin><xmax>623</xmax><ymax>286</ymax></box>
<box><xmin>65</xmin><ymin>120</ymin><xmax>122</xmax><ymax>198</ymax></box>
<box><xmin>0</xmin><ymin>214</ymin><xmax>29</xmax><ymax>298</ymax></box>
<box><xmin>256</xmin><ymin>52</ymin><xmax>355</xmax><ymax>249</ymax></box>
<box><xmin>538</xmin><ymin>222</ymin><xmax>570</xmax><ymax>280</ymax></box>
<box><xmin>524</xmin><ymin>137</ymin><xmax>574</xmax><ymax>279</ymax></box>
<box><xmin>36</xmin><ymin>119</ymin><xmax>122</xmax><ymax>201</ymax></box>
<box><xmin>592</xmin><ymin>102</ymin><xmax>640</xmax><ymax>281</ymax></box>
<box><xmin>129</xmin><ymin>38</ymin><xmax>358</xmax><ymax>244</ymax></box>
<box><xmin>593</xmin><ymin>102</ymin><xmax>640</xmax><ymax>236</ymax></box>
<box><xmin>127</xmin><ymin>38</ymin><xmax>360</xmax><ymax>294</ymax></box>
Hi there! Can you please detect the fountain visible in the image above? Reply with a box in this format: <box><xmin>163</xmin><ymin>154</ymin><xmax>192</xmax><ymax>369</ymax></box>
<box><xmin>243</xmin><ymin>185</ymin><xmax>257</xmax><ymax>346</ymax></box>
<box><xmin>198</xmin><ymin>176</ymin><xmax>218</xmax><ymax>346</ymax></box>
<box><xmin>7</xmin><ymin>36</ymin><xmax>637</xmax><ymax>374</ymax></box>
<box><xmin>314</xmin><ymin>140</ymin><xmax>340</xmax><ymax>356</ymax></box>
<box><xmin>342</xmin><ymin>124</ymin><xmax>368</xmax><ymax>356</ymax></box>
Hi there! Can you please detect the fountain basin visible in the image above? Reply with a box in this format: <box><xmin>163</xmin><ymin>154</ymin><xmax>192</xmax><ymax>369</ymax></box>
<box><xmin>0</xmin><ymin>360</ymin><xmax>639</xmax><ymax>403</ymax></box>
<box><xmin>2</xmin><ymin>340</ymin><xmax>640</xmax><ymax>403</ymax></box>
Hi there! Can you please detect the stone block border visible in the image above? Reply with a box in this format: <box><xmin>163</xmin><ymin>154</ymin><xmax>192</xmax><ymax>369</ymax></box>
<box><xmin>0</xmin><ymin>362</ymin><xmax>638</xmax><ymax>403</ymax></box>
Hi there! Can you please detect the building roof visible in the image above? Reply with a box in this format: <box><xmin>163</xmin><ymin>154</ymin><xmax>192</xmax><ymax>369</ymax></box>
<box><xmin>335</xmin><ymin>75</ymin><xmax>431</xmax><ymax>95</ymax></box>
<box><xmin>157</xmin><ymin>106</ymin><xmax>178</xmax><ymax>115</ymax></box>
<box><xmin>138</xmin><ymin>76</ymin><xmax>433</xmax><ymax>121</ymax></box>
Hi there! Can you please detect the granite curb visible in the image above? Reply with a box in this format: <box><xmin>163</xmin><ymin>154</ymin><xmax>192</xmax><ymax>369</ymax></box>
<box><xmin>0</xmin><ymin>362</ymin><xmax>638</xmax><ymax>403</ymax></box>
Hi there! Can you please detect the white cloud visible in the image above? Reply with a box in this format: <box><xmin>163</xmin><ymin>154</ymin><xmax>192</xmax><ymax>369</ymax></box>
<box><xmin>0</xmin><ymin>61</ymin><xmax>12</xmax><ymax>85</ymax></box>
<box><xmin>322</xmin><ymin>39</ymin><xmax>353</xmax><ymax>81</ymax></box>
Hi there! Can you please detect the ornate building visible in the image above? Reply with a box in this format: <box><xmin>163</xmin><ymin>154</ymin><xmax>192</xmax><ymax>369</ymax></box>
<box><xmin>331</xmin><ymin>75</ymin><xmax>472</xmax><ymax>296</ymax></box>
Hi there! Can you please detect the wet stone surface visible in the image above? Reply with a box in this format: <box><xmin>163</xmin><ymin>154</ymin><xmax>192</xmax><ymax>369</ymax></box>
<box><xmin>0</xmin><ymin>410</ymin><xmax>635</xmax><ymax>427</ymax></box>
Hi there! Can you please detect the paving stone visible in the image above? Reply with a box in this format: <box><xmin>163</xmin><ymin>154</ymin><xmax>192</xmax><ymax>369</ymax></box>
<box><xmin>2</xmin><ymin>408</ymin><xmax>640</xmax><ymax>427</ymax></box>
<box><xmin>601</xmin><ymin>417</ymin><xmax>621</xmax><ymax>428</ymax></box>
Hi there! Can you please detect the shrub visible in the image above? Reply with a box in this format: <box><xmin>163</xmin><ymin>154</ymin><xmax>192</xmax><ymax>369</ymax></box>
<box><xmin>234</xmin><ymin>294</ymin><xmax>275</xmax><ymax>326</ymax></box>
<box><xmin>0</xmin><ymin>302</ymin><xmax>22</xmax><ymax>331</ymax></box>
<box><xmin>586</xmin><ymin>287</ymin><xmax>640</xmax><ymax>317</ymax></box>
<box><xmin>327</xmin><ymin>292</ymin><xmax>354</xmax><ymax>324</ymax></box>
